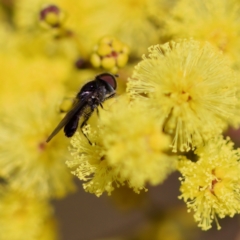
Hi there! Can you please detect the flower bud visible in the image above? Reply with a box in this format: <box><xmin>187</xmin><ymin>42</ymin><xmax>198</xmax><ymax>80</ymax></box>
<box><xmin>90</xmin><ymin>36</ymin><xmax>129</xmax><ymax>73</ymax></box>
<box><xmin>39</xmin><ymin>4</ymin><xmax>65</xmax><ymax>28</ymax></box>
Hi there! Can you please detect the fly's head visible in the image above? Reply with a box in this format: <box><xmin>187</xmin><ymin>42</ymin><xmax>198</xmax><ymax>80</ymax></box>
<box><xmin>95</xmin><ymin>73</ymin><xmax>117</xmax><ymax>100</ymax></box>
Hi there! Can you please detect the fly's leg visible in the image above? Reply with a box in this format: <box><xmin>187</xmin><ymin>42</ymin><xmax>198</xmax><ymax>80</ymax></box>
<box><xmin>81</xmin><ymin>103</ymin><xmax>101</xmax><ymax>145</ymax></box>
<box><xmin>96</xmin><ymin>103</ymin><xmax>103</xmax><ymax>117</ymax></box>
<box><xmin>96</xmin><ymin>107</ymin><xmax>100</xmax><ymax>117</ymax></box>
<box><xmin>80</xmin><ymin>113</ymin><xmax>93</xmax><ymax>145</ymax></box>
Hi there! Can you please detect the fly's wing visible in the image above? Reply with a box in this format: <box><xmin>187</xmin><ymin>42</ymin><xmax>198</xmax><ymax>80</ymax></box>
<box><xmin>46</xmin><ymin>97</ymin><xmax>89</xmax><ymax>142</ymax></box>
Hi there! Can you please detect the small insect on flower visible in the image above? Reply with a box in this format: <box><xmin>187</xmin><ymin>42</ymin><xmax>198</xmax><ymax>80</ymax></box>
<box><xmin>46</xmin><ymin>73</ymin><xmax>117</xmax><ymax>143</ymax></box>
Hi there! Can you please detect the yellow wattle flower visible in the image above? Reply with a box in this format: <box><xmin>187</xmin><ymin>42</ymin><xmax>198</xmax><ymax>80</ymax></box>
<box><xmin>178</xmin><ymin>137</ymin><xmax>240</xmax><ymax>230</ymax></box>
<box><xmin>166</xmin><ymin>0</ymin><xmax>240</xmax><ymax>68</ymax></box>
<box><xmin>66</xmin><ymin>129</ymin><xmax>124</xmax><ymax>197</ymax></box>
<box><xmin>66</xmin><ymin>97</ymin><xmax>177</xmax><ymax>196</ymax></box>
<box><xmin>127</xmin><ymin>39</ymin><xmax>240</xmax><ymax>152</ymax></box>
<box><xmin>0</xmin><ymin>92</ymin><xmax>75</xmax><ymax>199</ymax></box>
<box><xmin>100</xmin><ymin>97</ymin><xmax>177</xmax><ymax>192</ymax></box>
<box><xmin>0</xmin><ymin>190</ymin><xmax>58</xmax><ymax>240</ymax></box>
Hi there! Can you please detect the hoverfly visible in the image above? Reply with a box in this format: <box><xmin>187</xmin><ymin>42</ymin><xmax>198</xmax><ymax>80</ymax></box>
<box><xmin>46</xmin><ymin>73</ymin><xmax>117</xmax><ymax>143</ymax></box>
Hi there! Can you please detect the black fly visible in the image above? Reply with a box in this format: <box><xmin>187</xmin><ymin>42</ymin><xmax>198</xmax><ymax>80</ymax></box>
<box><xmin>46</xmin><ymin>73</ymin><xmax>117</xmax><ymax>144</ymax></box>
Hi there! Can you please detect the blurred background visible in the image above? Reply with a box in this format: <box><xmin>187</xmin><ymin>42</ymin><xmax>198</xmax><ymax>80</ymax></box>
<box><xmin>53</xmin><ymin>172</ymin><xmax>240</xmax><ymax>240</ymax></box>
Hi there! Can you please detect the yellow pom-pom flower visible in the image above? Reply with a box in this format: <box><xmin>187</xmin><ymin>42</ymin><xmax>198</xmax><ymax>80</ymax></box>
<box><xmin>66</xmin><ymin>97</ymin><xmax>177</xmax><ymax>196</ymax></box>
<box><xmin>99</xmin><ymin>98</ymin><xmax>177</xmax><ymax>192</ymax></box>
<box><xmin>127</xmin><ymin>40</ymin><xmax>240</xmax><ymax>152</ymax></box>
<box><xmin>66</xmin><ymin>128</ymin><xmax>124</xmax><ymax>197</ymax></box>
<box><xmin>0</xmin><ymin>190</ymin><xmax>58</xmax><ymax>240</ymax></box>
<box><xmin>0</xmin><ymin>92</ymin><xmax>75</xmax><ymax>199</ymax></box>
<box><xmin>178</xmin><ymin>137</ymin><xmax>240</xmax><ymax>230</ymax></box>
<box><xmin>166</xmin><ymin>0</ymin><xmax>240</xmax><ymax>68</ymax></box>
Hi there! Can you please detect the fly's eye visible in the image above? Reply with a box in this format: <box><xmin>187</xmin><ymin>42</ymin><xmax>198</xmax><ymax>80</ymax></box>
<box><xmin>97</xmin><ymin>73</ymin><xmax>117</xmax><ymax>90</ymax></box>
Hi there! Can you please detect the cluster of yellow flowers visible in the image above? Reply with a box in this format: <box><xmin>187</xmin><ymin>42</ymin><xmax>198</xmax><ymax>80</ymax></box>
<box><xmin>1</xmin><ymin>0</ymin><xmax>240</xmax><ymax>238</ymax></box>
<box><xmin>67</xmin><ymin>98</ymin><xmax>177</xmax><ymax>196</ymax></box>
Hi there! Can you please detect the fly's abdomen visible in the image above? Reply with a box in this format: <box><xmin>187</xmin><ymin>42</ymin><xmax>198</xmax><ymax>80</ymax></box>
<box><xmin>64</xmin><ymin>114</ymin><xmax>80</xmax><ymax>137</ymax></box>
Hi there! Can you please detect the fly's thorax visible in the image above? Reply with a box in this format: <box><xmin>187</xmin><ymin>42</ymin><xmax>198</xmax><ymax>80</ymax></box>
<box><xmin>94</xmin><ymin>85</ymin><xmax>108</xmax><ymax>103</ymax></box>
<box><xmin>77</xmin><ymin>80</ymin><xmax>97</xmax><ymax>99</ymax></box>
